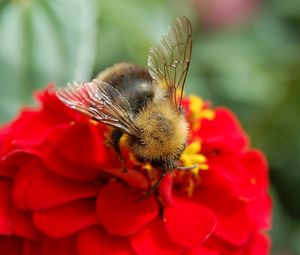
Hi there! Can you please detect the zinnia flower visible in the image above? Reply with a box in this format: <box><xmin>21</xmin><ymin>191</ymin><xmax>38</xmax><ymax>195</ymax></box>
<box><xmin>0</xmin><ymin>84</ymin><xmax>271</xmax><ymax>254</ymax></box>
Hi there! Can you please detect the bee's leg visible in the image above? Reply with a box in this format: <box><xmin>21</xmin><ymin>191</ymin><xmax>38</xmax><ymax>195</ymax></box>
<box><xmin>137</xmin><ymin>170</ymin><xmax>167</xmax><ymax>201</ymax></box>
<box><xmin>111</xmin><ymin>129</ymin><xmax>127</xmax><ymax>173</ymax></box>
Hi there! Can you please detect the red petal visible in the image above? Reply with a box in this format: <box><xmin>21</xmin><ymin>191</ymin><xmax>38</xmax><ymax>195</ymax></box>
<box><xmin>0</xmin><ymin>163</ymin><xmax>19</xmax><ymax>178</ymax></box>
<box><xmin>239</xmin><ymin>150</ymin><xmax>269</xmax><ymax>199</ymax></box>
<box><xmin>78</xmin><ymin>225</ymin><xmax>134</xmax><ymax>255</ymax></box>
<box><xmin>102</xmin><ymin>168</ymin><xmax>149</xmax><ymax>190</ymax></box>
<box><xmin>0</xmin><ymin>150</ymin><xmax>39</xmax><ymax>178</ymax></box>
<box><xmin>243</xmin><ymin>233</ymin><xmax>270</xmax><ymax>255</ymax></box>
<box><xmin>11</xmin><ymin>208</ymin><xmax>41</xmax><ymax>240</ymax></box>
<box><xmin>0</xmin><ymin>86</ymin><xmax>86</xmax><ymax>168</ymax></box>
<box><xmin>42</xmin><ymin>124</ymin><xmax>100</xmax><ymax>181</ymax></box>
<box><xmin>23</xmin><ymin>240</ymin><xmax>42</xmax><ymax>255</ymax></box>
<box><xmin>202</xmin><ymin>150</ymin><xmax>268</xmax><ymax>201</ymax></box>
<box><xmin>193</xmin><ymin>189</ymin><xmax>252</xmax><ymax>246</ymax></box>
<box><xmin>36</xmin><ymin>84</ymin><xmax>86</xmax><ymax>123</ymax></box>
<box><xmin>0</xmin><ymin>90</ymin><xmax>73</xmax><ymax>151</ymax></box>
<box><xmin>97</xmin><ymin>181</ymin><xmax>158</xmax><ymax>236</ymax></box>
<box><xmin>42</xmin><ymin>235</ymin><xmax>79</xmax><ymax>255</ymax></box>
<box><xmin>130</xmin><ymin>219</ymin><xmax>183</xmax><ymax>255</ymax></box>
<box><xmin>202</xmin><ymin>156</ymin><xmax>246</xmax><ymax>197</ymax></box>
<box><xmin>201</xmin><ymin>135</ymin><xmax>247</xmax><ymax>159</ymax></box>
<box><xmin>43</xmin><ymin>146</ymin><xmax>102</xmax><ymax>181</ymax></box>
<box><xmin>199</xmin><ymin>108</ymin><xmax>248</xmax><ymax>143</ymax></box>
<box><xmin>42</xmin><ymin>123</ymin><xmax>119</xmax><ymax>180</ymax></box>
<box><xmin>0</xmin><ymin>178</ymin><xmax>13</xmax><ymax>234</ymax></box>
<box><xmin>247</xmin><ymin>194</ymin><xmax>272</xmax><ymax>230</ymax></box>
<box><xmin>37</xmin><ymin>84</ymin><xmax>94</xmax><ymax>124</ymax></box>
<box><xmin>50</xmin><ymin>123</ymin><xmax>108</xmax><ymax>166</ymax></box>
<box><xmin>33</xmin><ymin>198</ymin><xmax>97</xmax><ymax>238</ymax></box>
<box><xmin>202</xmin><ymin>236</ymin><xmax>238</xmax><ymax>255</ymax></box>
<box><xmin>27</xmin><ymin>160</ymin><xmax>98</xmax><ymax>209</ymax></box>
<box><xmin>0</xmin><ymin>110</ymin><xmax>50</xmax><ymax>148</ymax></box>
<box><xmin>185</xmin><ymin>246</ymin><xmax>220</xmax><ymax>255</ymax></box>
<box><xmin>12</xmin><ymin>159</ymin><xmax>37</xmax><ymax>210</ymax></box>
<box><xmin>0</xmin><ymin>236</ymin><xmax>23</xmax><ymax>255</ymax></box>
<box><xmin>12</xmin><ymin>159</ymin><xmax>99</xmax><ymax>210</ymax></box>
<box><xmin>164</xmin><ymin>198</ymin><xmax>217</xmax><ymax>248</ymax></box>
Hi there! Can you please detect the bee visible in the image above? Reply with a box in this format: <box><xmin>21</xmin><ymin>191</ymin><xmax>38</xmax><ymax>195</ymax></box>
<box><xmin>56</xmin><ymin>16</ymin><xmax>193</xmax><ymax>194</ymax></box>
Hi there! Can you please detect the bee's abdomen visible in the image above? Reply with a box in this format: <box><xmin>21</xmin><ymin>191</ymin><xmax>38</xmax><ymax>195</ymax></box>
<box><xmin>96</xmin><ymin>63</ymin><xmax>154</xmax><ymax>113</ymax></box>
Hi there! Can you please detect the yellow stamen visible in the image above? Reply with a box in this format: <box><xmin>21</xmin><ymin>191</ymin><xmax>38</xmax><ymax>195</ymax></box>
<box><xmin>201</xmin><ymin>109</ymin><xmax>215</xmax><ymax>120</ymax></box>
<box><xmin>189</xmin><ymin>95</ymin><xmax>215</xmax><ymax>131</ymax></box>
<box><xmin>180</xmin><ymin>141</ymin><xmax>208</xmax><ymax>175</ymax></box>
<box><xmin>176</xmin><ymin>140</ymin><xmax>209</xmax><ymax>196</ymax></box>
<box><xmin>189</xmin><ymin>95</ymin><xmax>204</xmax><ymax>113</ymax></box>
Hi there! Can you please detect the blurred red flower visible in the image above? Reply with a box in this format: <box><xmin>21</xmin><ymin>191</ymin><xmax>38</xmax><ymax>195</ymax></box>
<box><xmin>0</xmin><ymin>85</ymin><xmax>271</xmax><ymax>254</ymax></box>
<box><xmin>194</xmin><ymin>0</ymin><xmax>260</xmax><ymax>29</ymax></box>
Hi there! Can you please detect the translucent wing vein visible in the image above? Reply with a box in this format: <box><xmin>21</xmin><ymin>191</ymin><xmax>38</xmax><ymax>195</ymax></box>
<box><xmin>148</xmin><ymin>16</ymin><xmax>192</xmax><ymax>110</ymax></box>
<box><xmin>56</xmin><ymin>79</ymin><xmax>139</xmax><ymax>135</ymax></box>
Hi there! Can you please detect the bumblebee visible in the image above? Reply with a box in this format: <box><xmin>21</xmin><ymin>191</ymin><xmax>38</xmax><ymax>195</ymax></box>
<box><xmin>56</xmin><ymin>16</ymin><xmax>193</xmax><ymax>193</ymax></box>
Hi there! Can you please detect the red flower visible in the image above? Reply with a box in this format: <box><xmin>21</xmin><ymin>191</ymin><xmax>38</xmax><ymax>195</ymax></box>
<box><xmin>0</xmin><ymin>85</ymin><xmax>271</xmax><ymax>254</ymax></box>
<box><xmin>194</xmin><ymin>0</ymin><xmax>260</xmax><ymax>29</ymax></box>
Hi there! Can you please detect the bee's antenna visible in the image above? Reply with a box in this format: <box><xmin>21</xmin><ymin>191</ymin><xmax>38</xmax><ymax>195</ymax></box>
<box><xmin>176</xmin><ymin>164</ymin><xmax>199</xmax><ymax>171</ymax></box>
<box><xmin>136</xmin><ymin>170</ymin><xmax>167</xmax><ymax>201</ymax></box>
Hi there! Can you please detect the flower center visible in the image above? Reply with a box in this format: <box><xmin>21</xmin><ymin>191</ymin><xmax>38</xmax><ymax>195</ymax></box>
<box><xmin>175</xmin><ymin>140</ymin><xmax>209</xmax><ymax>196</ymax></box>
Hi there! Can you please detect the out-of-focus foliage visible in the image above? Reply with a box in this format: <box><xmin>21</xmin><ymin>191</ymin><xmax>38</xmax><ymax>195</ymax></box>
<box><xmin>0</xmin><ymin>0</ymin><xmax>98</xmax><ymax>121</ymax></box>
<box><xmin>0</xmin><ymin>0</ymin><xmax>300</xmax><ymax>253</ymax></box>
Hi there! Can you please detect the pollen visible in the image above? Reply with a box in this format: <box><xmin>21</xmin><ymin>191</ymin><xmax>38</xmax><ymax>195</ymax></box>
<box><xmin>143</xmin><ymin>162</ymin><xmax>153</xmax><ymax>171</ymax></box>
<box><xmin>119</xmin><ymin>134</ymin><xmax>127</xmax><ymax>146</ymax></box>
<box><xmin>189</xmin><ymin>95</ymin><xmax>215</xmax><ymax>131</ymax></box>
<box><xmin>89</xmin><ymin>119</ymin><xmax>99</xmax><ymax>125</ymax></box>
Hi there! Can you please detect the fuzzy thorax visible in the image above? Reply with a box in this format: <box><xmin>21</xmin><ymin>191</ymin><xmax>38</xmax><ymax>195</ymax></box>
<box><xmin>126</xmin><ymin>101</ymin><xmax>189</xmax><ymax>170</ymax></box>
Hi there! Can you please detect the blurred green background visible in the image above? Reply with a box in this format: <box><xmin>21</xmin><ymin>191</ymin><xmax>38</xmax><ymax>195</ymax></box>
<box><xmin>0</xmin><ymin>0</ymin><xmax>299</xmax><ymax>253</ymax></box>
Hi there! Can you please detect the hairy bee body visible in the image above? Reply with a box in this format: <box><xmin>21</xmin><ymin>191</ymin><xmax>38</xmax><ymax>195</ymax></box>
<box><xmin>97</xmin><ymin>62</ymin><xmax>189</xmax><ymax>171</ymax></box>
<box><xmin>128</xmin><ymin>100</ymin><xmax>189</xmax><ymax>171</ymax></box>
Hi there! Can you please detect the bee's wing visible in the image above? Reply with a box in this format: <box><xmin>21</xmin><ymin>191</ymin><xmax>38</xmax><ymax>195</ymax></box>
<box><xmin>56</xmin><ymin>79</ymin><xmax>140</xmax><ymax>135</ymax></box>
<box><xmin>147</xmin><ymin>16</ymin><xmax>192</xmax><ymax>110</ymax></box>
